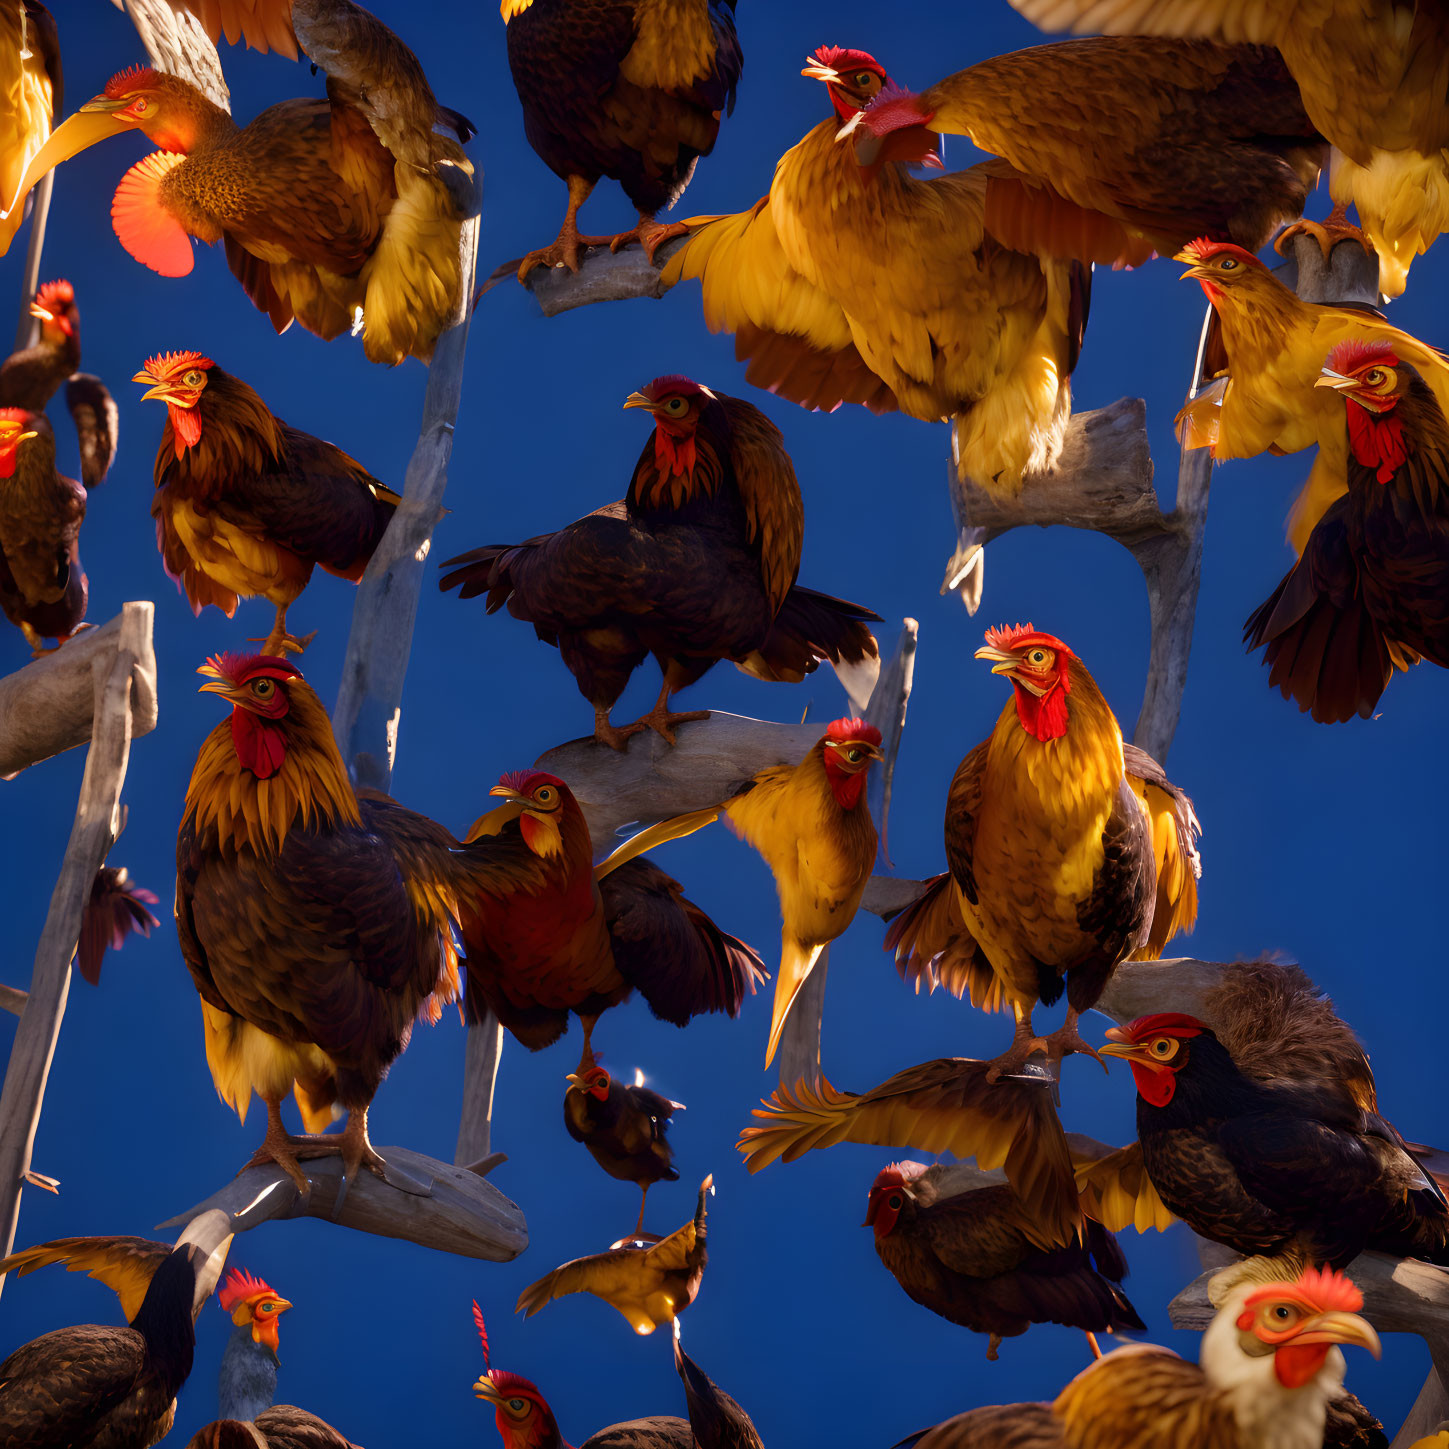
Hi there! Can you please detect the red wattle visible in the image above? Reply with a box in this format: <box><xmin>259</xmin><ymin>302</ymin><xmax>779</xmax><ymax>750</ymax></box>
<box><xmin>169</xmin><ymin>403</ymin><xmax>202</xmax><ymax>456</ymax></box>
<box><xmin>825</xmin><ymin>766</ymin><xmax>868</xmax><ymax>811</ymax></box>
<box><xmin>1274</xmin><ymin>1341</ymin><xmax>1331</xmax><ymax>1389</ymax></box>
<box><xmin>1347</xmin><ymin>405</ymin><xmax>1408</xmax><ymax>484</ymax></box>
<box><xmin>230</xmin><ymin>710</ymin><xmax>287</xmax><ymax>779</ymax></box>
<box><xmin>655</xmin><ymin>428</ymin><xmax>696</xmax><ymax>480</ymax></box>
<box><xmin>1131</xmin><ymin>1061</ymin><xmax>1177</xmax><ymax>1108</ymax></box>
<box><xmin>1013</xmin><ymin>684</ymin><xmax>1069</xmax><ymax>742</ymax></box>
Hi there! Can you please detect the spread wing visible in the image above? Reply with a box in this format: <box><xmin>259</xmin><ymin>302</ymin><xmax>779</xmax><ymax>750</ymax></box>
<box><xmin>738</xmin><ymin>1059</ymin><xmax>1081</xmax><ymax>1247</ymax></box>
<box><xmin>719</xmin><ymin>394</ymin><xmax>804</xmax><ymax>614</ymax></box>
<box><xmin>0</xmin><ymin>1236</ymin><xmax>174</xmax><ymax>1323</ymax></box>
<box><xmin>882</xmin><ymin>873</ymin><xmax>1003</xmax><ymax>1011</ymax></box>
<box><xmin>944</xmin><ymin>741</ymin><xmax>989</xmax><ymax>905</ymax></box>
<box><xmin>1121</xmin><ymin>743</ymin><xmax>1201</xmax><ymax>958</ymax></box>
<box><xmin>1007</xmin><ymin>0</ymin><xmax>1289</xmax><ymax>43</ymax></box>
<box><xmin>1069</xmin><ymin>1137</ymin><xmax>1175</xmax><ymax>1233</ymax></box>
<box><xmin>662</xmin><ymin>199</ymin><xmax>900</xmax><ymax>415</ymax></box>
<box><xmin>1054</xmin><ymin>1343</ymin><xmax>1235</xmax><ymax>1449</ymax></box>
<box><xmin>0</xmin><ymin>1324</ymin><xmax>147</xmax><ymax>1442</ymax></box>
<box><xmin>158</xmin><ymin>0</ymin><xmax>300</xmax><ymax>57</ymax></box>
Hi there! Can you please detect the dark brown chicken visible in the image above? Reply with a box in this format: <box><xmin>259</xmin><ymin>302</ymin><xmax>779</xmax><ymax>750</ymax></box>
<box><xmin>865</xmin><ymin>1159</ymin><xmax>1143</xmax><ymax>1359</ymax></box>
<box><xmin>440</xmin><ymin>376</ymin><xmax>879</xmax><ymax>749</ymax></box>
<box><xmin>0</xmin><ymin>1239</ymin><xmax>198</xmax><ymax>1449</ymax></box>
<box><xmin>135</xmin><ymin>350</ymin><xmax>399</xmax><ymax>651</ymax></box>
<box><xmin>0</xmin><ymin>408</ymin><xmax>86</xmax><ymax>653</ymax></box>
<box><xmin>1246</xmin><ymin>339</ymin><xmax>1449</xmax><ymax>722</ymax></box>
<box><xmin>564</xmin><ymin>1056</ymin><xmax>683</xmax><ymax>1236</ymax></box>
<box><xmin>0</xmin><ymin>280</ymin><xmax>79</xmax><ymax>410</ymax></box>
<box><xmin>504</xmin><ymin>0</ymin><xmax>742</xmax><ymax>277</ymax></box>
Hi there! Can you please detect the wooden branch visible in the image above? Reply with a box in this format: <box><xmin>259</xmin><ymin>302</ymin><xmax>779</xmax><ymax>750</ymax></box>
<box><xmin>0</xmin><ymin>986</ymin><xmax>26</xmax><ymax>1017</ymax></box>
<box><xmin>11</xmin><ymin>172</ymin><xmax>51</xmax><ymax>355</ymax></box>
<box><xmin>115</xmin><ymin>0</ymin><xmax>231</xmax><ymax>111</ymax></box>
<box><xmin>0</xmin><ymin>602</ymin><xmax>151</xmax><ymax>1280</ymax></box>
<box><xmin>1390</xmin><ymin>1374</ymin><xmax>1449</xmax><ymax>1449</ymax></box>
<box><xmin>482</xmin><ymin>236</ymin><xmax>685</xmax><ymax>318</ymax></box>
<box><xmin>455</xmin><ymin>1013</ymin><xmax>505</xmax><ymax>1167</ymax></box>
<box><xmin>0</xmin><ymin>608</ymin><xmax>160</xmax><ymax>779</ymax></box>
<box><xmin>160</xmin><ymin>1145</ymin><xmax>527</xmax><ymax>1313</ymax></box>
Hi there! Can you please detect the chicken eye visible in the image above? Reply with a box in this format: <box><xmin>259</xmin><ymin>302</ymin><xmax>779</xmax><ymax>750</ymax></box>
<box><xmin>1149</xmin><ymin>1037</ymin><xmax>1177</xmax><ymax>1060</ymax></box>
<box><xmin>534</xmin><ymin>786</ymin><xmax>554</xmax><ymax>804</ymax></box>
<box><xmin>1268</xmin><ymin>1304</ymin><xmax>1300</xmax><ymax>1326</ymax></box>
<box><xmin>1027</xmin><ymin>649</ymin><xmax>1050</xmax><ymax>666</ymax></box>
<box><xmin>663</xmin><ymin>397</ymin><xmax>688</xmax><ymax>416</ymax></box>
<box><xmin>887</xmin><ymin>1193</ymin><xmax>903</xmax><ymax>1209</ymax></box>
<box><xmin>1364</xmin><ymin>368</ymin><xmax>1384</xmax><ymax>385</ymax></box>
<box><xmin>845</xmin><ymin>747</ymin><xmax>863</xmax><ymax>763</ymax></box>
<box><xmin>183</xmin><ymin>370</ymin><xmax>204</xmax><ymax>387</ymax></box>
<box><xmin>854</xmin><ymin>71</ymin><xmax>876</xmax><ymax>88</ymax></box>
<box><xmin>129</xmin><ymin>97</ymin><xmax>150</xmax><ymax>114</ymax></box>
<box><xmin>1219</xmin><ymin>257</ymin><xmax>1238</xmax><ymax>270</ymax></box>
<box><xmin>259</xmin><ymin>1301</ymin><xmax>275</xmax><ymax>1313</ymax></box>
<box><xmin>508</xmin><ymin>1398</ymin><xmax>526</xmax><ymax>1413</ymax></box>
<box><xmin>250</xmin><ymin>678</ymin><xmax>275</xmax><ymax>699</ymax></box>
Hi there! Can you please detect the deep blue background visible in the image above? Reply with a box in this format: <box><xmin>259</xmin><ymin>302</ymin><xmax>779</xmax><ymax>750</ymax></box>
<box><xmin>3</xmin><ymin>4</ymin><xmax>1447</xmax><ymax>1444</ymax></box>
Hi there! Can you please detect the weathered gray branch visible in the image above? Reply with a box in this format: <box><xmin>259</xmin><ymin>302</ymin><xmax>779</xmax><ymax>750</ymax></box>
<box><xmin>0</xmin><ymin>986</ymin><xmax>27</xmax><ymax>1017</ymax></box>
<box><xmin>161</xmin><ymin>1146</ymin><xmax>526</xmax><ymax>1314</ymax></box>
<box><xmin>0</xmin><ymin>602</ymin><xmax>152</xmax><ymax>1279</ymax></box>
<box><xmin>12</xmin><ymin>171</ymin><xmax>51</xmax><ymax>355</ymax></box>
<box><xmin>0</xmin><ymin>609</ymin><xmax>160</xmax><ymax>779</ymax></box>
<box><xmin>482</xmin><ymin>235</ymin><xmax>687</xmax><ymax>317</ymax></box>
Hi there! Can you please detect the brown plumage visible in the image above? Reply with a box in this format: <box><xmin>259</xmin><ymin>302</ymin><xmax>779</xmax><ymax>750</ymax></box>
<box><xmin>503</xmin><ymin>0</ymin><xmax>742</xmax><ymax>276</ymax></box>
<box><xmin>188</xmin><ymin>1408</ymin><xmax>363</xmax><ymax>1449</ymax></box>
<box><xmin>883</xmin><ymin>626</ymin><xmax>1199</xmax><ymax>1077</ymax></box>
<box><xmin>865</xmin><ymin>1159</ymin><xmax>1144</xmax><ymax>1359</ymax></box>
<box><xmin>0</xmin><ymin>280</ymin><xmax>79</xmax><ymax>413</ymax></box>
<box><xmin>0</xmin><ymin>1240</ymin><xmax>198</xmax><ymax>1449</ymax></box>
<box><xmin>738</xmin><ymin>1057</ymin><xmax>1083</xmax><ymax>1250</ymax></box>
<box><xmin>440</xmin><ymin>377</ymin><xmax>877</xmax><ymax>750</ymax></box>
<box><xmin>516</xmin><ymin>1176</ymin><xmax>712</xmax><ymax>1334</ymax></box>
<box><xmin>0</xmin><ymin>409</ymin><xmax>87</xmax><ymax>652</ymax></box>
<box><xmin>564</xmin><ymin>1059</ymin><xmax>682</xmax><ymax>1237</ymax></box>
<box><xmin>77</xmin><ymin>867</ymin><xmax>161</xmax><ymax>987</ymax></box>
<box><xmin>672</xmin><ymin>1331</ymin><xmax>764</xmax><ymax>1449</ymax></box>
<box><xmin>1246</xmin><ymin>341</ymin><xmax>1449</xmax><ymax>722</ymax></box>
<box><xmin>135</xmin><ymin>351</ymin><xmax>398</xmax><ymax>650</ymax></box>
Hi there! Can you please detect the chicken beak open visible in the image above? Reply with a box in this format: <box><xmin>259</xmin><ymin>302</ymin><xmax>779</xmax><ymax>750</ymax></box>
<box><xmin>973</xmin><ymin>644</ymin><xmax>1018</xmax><ymax>676</ymax></box>
<box><xmin>28</xmin><ymin>302</ymin><xmax>52</xmax><ymax>323</ymax></box>
<box><xmin>133</xmin><ymin>372</ymin><xmax>175</xmax><ymax>403</ymax></box>
<box><xmin>3</xmin><ymin>106</ymin><xmax>131</xmax><ymax>223</ymax></box>
<box><xmin>465</xmin><ymin>789</ymin><xmax>528</xmax><ymax>842</ymax></box>
<box><xmin>1292</xmin><ymin>1311</ymin><xmax>1382</xmax><ymax>1358</ymax></box>
<box><xmin>801</xmin><ymin>63</ymin><xmax>839</xmax><ymax>82</ymax></box>
<box><xmin>1315</xmin><ymin>368</ymin><xmax>1357</xmax><ymax>393</ymax></box>
<box><xmin>622</xmin><ymin>391</ymin><xmax>655</xmax><ymax>412</ymax></box>
<box><xmin>1173</xmin><ymin>250</ymin><xmax>1208</xmax><ymax>280</ymax></box>
<box><xmin>473</xmin><ymin>1374</ymin><xmax>504</xmax><ymax>1405</ymax></box>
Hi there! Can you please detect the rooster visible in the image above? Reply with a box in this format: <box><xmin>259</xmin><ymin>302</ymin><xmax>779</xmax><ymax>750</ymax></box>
<box><xmin>516</xmin><ymin>1176</ymin><xmax>713</xmax><ymax>1334</ymax></box>
<box><xmin>9</xmin><ymin>24</ymin><xmax>473</xmax><ymax>365</ymax></box>
<box><xmin>1246</xmin><ymin>341</ymin><xmax>1449</xmax><ymax>722</ymax></box>
<box><xmin>665</xmin><ymin>39</ymin><xmax>1320</xmax><ymax>492</ymax></box>
<box><xmin>0</xmin><ymin>1237</ymin><xmax>200</xmax><ymax>1449</ymax></box>
<box><xmin>865</xmin><ymin>1159</ymin><xmax>1144</xmax><ymax>1360</ymax></box>
<box><xmin>456</xmin><ymin>769</ymin><xmax>764</xmax><ymax>1061</ymax></box>
<box><xmin>1174</xmin><ymin>238</ymin><xmax>1449</xmax><ymax>553</ymax></box>
<box><xmin>178</xmin><ymin>650</ymin><xmax>473</xmax><ymax>1189</ymax></box>
<box><xmin>1008</xmin><ymin>0</ymin><xmax>1449</xmax><ymax>296</ymax></box>
<box><xmin>503</xmin><ymin>0</ymin><xmax>742</xmax><ymax>278</ymax></box>
<box><xmin>564</xmin><ymin>1057</ymin><xmax>683</xmax><ymax>1237</ymax></box>
<box><xmin>884</xmin><ymin>625</ymin><xmax>1200</xmax><ymax>1077</ymax></box>
<box><xmin>440</xmin><ymin>376</ymin><xmax>878</xmax><ymax>749</ymax></box>
<box><xmin>606</xmin><ymin>717</ymin><xmax>883</xmax><ymax>1067</ymax></box>
<box><xmin>135</xmin><ymin>350</ymin><xmax>399</xmax><ymax>653</ymax></box>
<box><xmin>0</xmin><ymin>409</ymin><xmax>87</xmax><ymax>654</ymax></box>
<box><xmin>892</xmin><ymin>1259</ymin><xmax>1380</xmax><ymax>1449</ymax></box>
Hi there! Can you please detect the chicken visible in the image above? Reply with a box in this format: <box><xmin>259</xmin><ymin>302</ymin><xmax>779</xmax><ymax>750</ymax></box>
<box><xmin>1174</xmin><ymin>238</ymin><xmax>1449</xmax><ymax>553</ymax></box>
<box><xmin>883</xmin><ymin>625</ymin><xmax>1200</xmax><ymax>1077</ymax></box>
<box><xmin>516</xmin><ymin>1176</ymin><xmax>713</xmax><ymax>1335</ymax></box>
<box><xmin>865</xmin><ymin>1159</ymin><xmax>1144</xmax><ymax>1360</ymax></box>
<box><xmin>564</xmin><ymin>1056</ymin><xmax>683</xmax><ymax>1237</ymax></box>
<box><xmin>77</xmin><ymin>866</ymin><xmax>160</xmax><ymax>987</ymax></box>
<box><xmin>739</xmin><ymin>1057</ymin><xmax>1083</xmax><ymax>1250</ymax></box>
<box><xmin>603</xmin><ymin>717</ymin><xmax>883</xmax><ymax>1066</ymax></box>
<box><xmin>892</xmin><ymin>1259</ymin><xmax>1380</xmax><ymax>1449</ymax></box>
<box><xmin>0</xmin><ymin>409</ymin><xmax>87</xmax><ymax>653</ymax></box>
<box><xmin>440</xmin><ymin>376</ymin><xmax>879</xmax><ymax>750</ymax></box>
<box><xmin>1246</xmin><ymin>340</ymin><xmax>1449</xmax><ymax>721</ymax></box>
<box><xmin>1100</xmin><ymin>1006</ymin><xmax>1449</xmax><ymax>1267</ymax></box>
<box><xmin>8</xmin><ymin>9</ymin><xmax>474</xmax><ymax>365</ymax></box>
<box><xmin>665</xmin><ymin>39</ymin><xmax>1321</xmax><ymax>492</ymax></box>
<box><xmin>134</xmin><ymin>350</ymin><xmax>399</xmax><ymax>652</ymax></box>
<box><xmin>504</xmin><ymin>0</ymin><xmax>742</xmax><ymax>277</ymax></box>
<box><xmin>456</xmin><ymin>769</ymin><xmax>764</xmax><ymax>1061</ymax></box>
<box><xmin>1007</xmin><ymin>0</ymin><xmax>1449</xmax><ymax>296</ymax></box>
<box><xmin>0</xmin><ymin>1238</ymin><xmax>199</xmax><ymax>1449</ymax></box>
<box><xmin>0</xmin><ymin>1</ymin><xmax>60</xmax><ymax>257</ymax></box>
<box><xmin>178</xmin><ymin>650</ymin><xmax>469</xmax><ymax>1190</ymax></box>
<box><xmin>472</xmin><ymin>1298</ymin><xmax>760</xmax><ymax>1447</ymax></box>
<box><xmin>184</xmin><ymin>1267</ymin><xmax>364</xmax><ymax>1449</ymax></box>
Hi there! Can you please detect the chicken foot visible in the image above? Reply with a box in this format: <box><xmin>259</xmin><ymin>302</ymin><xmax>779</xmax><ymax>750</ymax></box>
<box><xmin>518</xmin><ymin>175</ymin><xmax>615</xmax><ymax>281</ymax></box>
<box><xmin>609</xmin><ymin>678</ymin><xmax>709</xmax><ymax>748</ymax></box>
<box><xmin>1274</xmin><ymin>200</ymin><xmax>1374</xmax><ymax>264</ymax></box>
<box><xmin>984</xmin><ymin>1008</ymin><xmax>1050</xmax><ymax>1083</ymax></box>
<box><xmin>609</xmin><ymin>210</ymin><xmax>690</xmax><ymax>264</ymax></box>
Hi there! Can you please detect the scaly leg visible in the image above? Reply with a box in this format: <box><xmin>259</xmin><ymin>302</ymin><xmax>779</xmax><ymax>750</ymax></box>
<box><xmin>633</xmin><ymin>1184</ymin><xmax>649</xmax><ymax>1239</ymax></box>
<box><xmin>1274</xmin><ymin>200</ymin><xmax>1374</xmax><ymax>263</ymax></box>
<box><xmin>243</xmin><ymin>1094</ymin><xmax>328</xmax><ymax>1194</ymax></box>
<box><xmin>1085</xmin><ymin>1331</ymin><xmax>1102</xmax><ymax>1361</ymax></box>
<box><xmin>336</xmin><ymin>1105</ymin><xmax>387</xmax><ymax>1186</ymax></box>
<box><xmin>984</xmin><ymin>1003</ymin><xmax>1050</xmax><ymax>1083</ymax></box>
<box><xmin>615</xmin><ymin>676</ymin><xmax>709</xmax><ymax>747</ymax></box>
<box><xmin>609</xmin><ymin>210</ymin><xmax>691</xmax><ymax>263</ymax></box>
<box><xmin>258</xmin><ymin>605</ymin><xmax>313</xmax><ymax>657</ymax></box>
<box><xmin>593</xmin><ymin>704</ymin><xmax>639</xmax><ymax>753</ymax></box>
<box><xmin>986</xmin><ymin>1332</ymin><xmax>1002</xmax><ymax>1362</ymax></box>
<box><xmin>1040</xmin><ymin>1007</ymin><xmax>1107</xmax><ymax>1072</ymax></box>
<box><xmin>517</xmin><ymin>176</ymin><xmax>614</xmax><ymax>281</ymax></box>
<box><xmin>576</xmin><ymin>1014</ymin><xmax>598</xmax><ymax>1070</ymax></box>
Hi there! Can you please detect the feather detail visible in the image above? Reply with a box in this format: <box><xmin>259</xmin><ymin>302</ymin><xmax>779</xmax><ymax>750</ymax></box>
<box><xmin>111</xmin><ymin>152</ymin><xmax>194</xmax><ymax>277</ymax></box>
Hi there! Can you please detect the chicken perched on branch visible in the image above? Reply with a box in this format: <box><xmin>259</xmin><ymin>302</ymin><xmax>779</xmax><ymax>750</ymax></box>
<box><xmin>0</xmin><ymin>1237</ymin><xmax>200</xmax><ymax>1449</ymax></box>
<box><xmin>504</xmin><ymin>0</ymin><xmax>742</xmax><ymax>278</ymax></box>
<box><xmin>516</xmin><ymin>1176</ymin><xmax>713</xmax><ymax>1335</ymax></box>
<box><xmin>440</xmin><ymin>377</ymin><xmax>879</xmax><ymax>749</ymax></box>
<box><xmin>1246</xmin><ymin>341</ymin><xmax>1449</xmax><ymax>722</ymax></box>
<box><xmin>565</xmin><ymin>1057</ymin><xmax>683</xmax><ymax>1237</ymax></box>
<box><xmin>0</xmin><ymin>409</ymin><xmax>88</xmax><ymax>654</ymax></box>
<box><xmin>135</xmin><ymin>350</ymin><xmax>399</xmax><ymax>653</ymax></box>
<box><xmin>0</xmin><ymin>1</ymin><xmax>60</xmax><ymax>257</ymax></box>
<box><xmin>740</xmin><ymin>1057</ymin><xmax>1083</xmax><ymax>1250</ymax></box>
<box><xmin>665</xmin><ymin>39</ymin><xmax>1320</xmax><ymax>490</ymax></box>
<box><xmin>1174</xmin><ymin>239</ymin><xmax>1449</xmax><ymax>552</ymax></box>
<box><xmin>865</xmin><ymin>1159</ymin><xmax>1144</xmax><ymax>1360</ymax></box>
<box><xmin>893</xmin><ymin>1259</ymin><xmax>1379</xmax><ymax>1449</ymax></box>
<box><xmin>456</xmin><ymin>770</ymin><xmax>764</xmax><ymax>1059</ymax></box>
<box><xmin>606</xmin><ymin>717</ymin><xmax>883</xmax><ymax>1066</ymax></box>
<box><xmin>1009</xmin><ymin>0</ymin><xmax>1449</xmax><ymax>296</ymax></box>
<box><xmin>884</xmin><ymin>626</ymin><xmax>1200</xmax><ymax>1078</ymax></box>
<box><xmin>7</xmin><ymin>8</ymin><xmax>474</xmax><ymax>365</ymax></box>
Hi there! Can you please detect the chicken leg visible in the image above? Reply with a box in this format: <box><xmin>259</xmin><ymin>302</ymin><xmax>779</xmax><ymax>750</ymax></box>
<box><xmin>613</xmin><ymin>677</ymin><xmax>710</xmax><ymax>747</ymax></box>
<box><xmin>984</xmin><ymin>1005</ymin><xmax>1050</xmax><ymax>1083</ymax></box>
<box><xmin>258</xmin><ymin>604</ymin><xmax>313</xmax><ymax>657</ymax></box>
<box><xmin>609</xmin><ymin>210</ymin><xmax>690</xmax><ymax>264</ymax></box>
<box><xmin>1275</xmin><ymin>200</ymin><xmax>1374</xmax><ymax>264</ymax></box>
<box><xmin>518</xmin><ymin>175</ymin><xmax>615</xmax><ymax>281</ymax></box>
<box><xmin>1040</xmin><ymin>1008</ymin><xmax>1107</xmax><ymax>1072</ymax></box>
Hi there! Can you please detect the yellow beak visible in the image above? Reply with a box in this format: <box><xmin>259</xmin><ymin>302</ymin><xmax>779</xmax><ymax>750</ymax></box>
<box><xmin>4</xmin><ymin>106</ymin><xmax>130</xmax><ymax>222</ymax></box>
<box><xmin>1098</xmin><ymin>1039</ymin><xmax>1153</xmax><ymax>1066</ymax></box>
<box><xmin>134</xmin><ymin>373</ymin><xmax>174</xmax><ymax>402</ymax></box>
<box><xmin>473</xmin><ymin>1374</ymin><xmax>504</xmax><ymax>1405</ymax></box>
<box><xmin>622</xmin><ymin>391</ymin><xmax>655</xmax><ymax>411</ymax></box>
<box><xmin>564</xmin><ymin>1073</ymin><xmax>584</xmax><ymax>1088</ymax></box>
<box><xmin>198</xmin><ymin>679</ymin><xmax>236</xmax><ymax>699</ymax></box>
<box><xmin>801</xmin><ymin>64</ymin><xmax>839</xmax><ymax>81</ymax></box>
<box><xmin>973</xmin><ymin>644</ymin><xmax>1017</xmax><ymax>675</ymax></box>
<box><xmin>465</xmin><ymin>789</ymin><xmax>527</xmax><ymax>843</ymax></box>
<box><xmin>1292</xmin><ymin>1311</ymin><xmax>1382</xmax><ymax>1358</ymax></box>
<box><xmin>1315</xmin><ymin>368</ymin><xmax>1356</xmax><ymax>392</ymax></box>
<box><xmin>28</xmin><ymin>303</ymin><xmax>52</xmax><ymax>322</ymax></box>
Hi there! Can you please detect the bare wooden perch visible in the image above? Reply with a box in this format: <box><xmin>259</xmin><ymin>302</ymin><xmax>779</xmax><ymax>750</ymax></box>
<box><xmin>0</xmin><ymin>610</ymin><xmax>159</xmax><ymax>779</ymax></box>
<box><xmin>484</xmin><ymin>235</ymin><xmax>688</xmax><ymax>317</ymax></box>
<box><xmin>0</xmin><ymin>602</ymin><xmax>154</xmax><ymax>1277</ymax></box>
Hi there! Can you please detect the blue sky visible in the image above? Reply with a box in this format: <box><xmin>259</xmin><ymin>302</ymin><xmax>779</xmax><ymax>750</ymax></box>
<box><xmin>3</xmin><ymin>3</ymin><xmax>1447</xmax><ymax>1443</ymax></box>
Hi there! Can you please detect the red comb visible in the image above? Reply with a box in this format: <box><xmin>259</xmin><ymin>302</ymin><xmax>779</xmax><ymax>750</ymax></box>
<box><xmin>105</xmin><ymin>65</ymin><xmax>160</xmax><ymax>98</ymax></box>
<box><xmin>34</xmin><ymin>280</ymin><xmax>73</xmax><ymax>306</ymax></box>
<box><xmin>1181</xmin><ymin>237</ymin><xmax>1263</xmax><ymax>269</ymax></box>
<box><xmin>471</xmin><ymin>1299</ymin><xmax>490</xmax><ymax>1370</ymax></box>
<box><xmin>0</xmin><ymin>407</ymin><xmax>35</xmax><ymax>427</ymax></box>
<box><xmin>641</xmin><ymin>375</ymin><xmax>704</xmax><ymax>400</ymax></box>
<box><xmin>1120</xmin><ymin>1012</ymin><xmax>1205</xmax><ymax>1043</ymax></box>
<box><xmin>496</xmin><ymin>768</ymin><xmax>564</xmax><ymax>795</ymax></box>
<box><xmin>141</xmin><ymin>350</ymin><xmax>214</xmax><ymax>377</ymax></box>
<box><xmin>826</xmin><ymin>717</ymin><xmax>883</xmax><ymax>747</ymax></box>
<box><xmin>982</xmin><ymin>623</ymin><xmax>1071</xmax><ymax>655</ymax></box>
<box><xmin>871</xmin><ymin>1160</ymin><xmax>927</xmax><ymax>1191</ymax></box>
<box><xmin>218</xmin><ymin>1267</ymin><xmax>276</xmax><ymax>1313</ymax></box>
<box><xmin>198</xmin><ymin>652</ymin><xmax>300</xmax><ymax>686</ymax></box>
<box><xmin>811</xmin><ymin>45</ymin><xmax>883</xmax><ymax>74</ymax></box>
<box><xmin>1244</xmin><ymin>1265</ymin><xmax>1365</xmax><ymax>1316</ymax></box>
<box><xmin>1326</xmin><ymin>339</ymin><xmax>1399</xmax><ymax>376</ymax></box>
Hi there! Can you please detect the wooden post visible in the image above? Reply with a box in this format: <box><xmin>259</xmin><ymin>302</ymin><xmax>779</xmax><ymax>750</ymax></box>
<box><xmin>0</xmin><ymin>602</ymin><xmax>153</xmax><ymax>1279</ymax></box>
<box><xmin>11</xmin><ymin>172</ymin><xmax>50</xmax><ymax>355</ymax></box>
